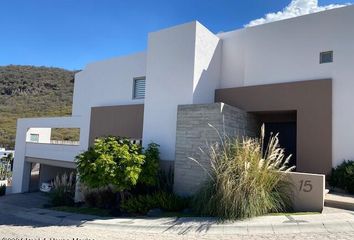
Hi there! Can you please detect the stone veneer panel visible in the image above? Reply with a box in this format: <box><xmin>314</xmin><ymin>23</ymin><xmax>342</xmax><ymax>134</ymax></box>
<box><xmin>174</xmin><ymin>102</ymin><xmax>259</xmax><ymax>196</ymax></box>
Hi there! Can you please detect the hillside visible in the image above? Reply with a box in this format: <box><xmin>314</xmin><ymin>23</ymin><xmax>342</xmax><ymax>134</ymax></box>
<box><xmin>0</xmin><ymin>65</ymin><xmax>77</xmax><ymax>149</ymax></box>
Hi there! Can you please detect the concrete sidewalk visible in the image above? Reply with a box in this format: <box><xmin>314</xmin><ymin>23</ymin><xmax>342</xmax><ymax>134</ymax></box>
<box><xmin>0</xmin><ymin>192</ymin><xmax>353</xmax><ymax>236</ymax></box>
<box><xmin>85</xmin><ymin>210</ymin><xmax>354</xmax><ymax>235</ymax></box>
<box><xmin>1</xmin><ymin>200</ymin><xmax>354</xmax><ymax>235</ymax></box>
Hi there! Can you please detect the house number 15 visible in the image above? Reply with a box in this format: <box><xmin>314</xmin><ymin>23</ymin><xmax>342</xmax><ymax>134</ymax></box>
<box><xmin>299</xmin><ymin>180</ymin><xmax>313</xmax><ymax>192</ymax></box>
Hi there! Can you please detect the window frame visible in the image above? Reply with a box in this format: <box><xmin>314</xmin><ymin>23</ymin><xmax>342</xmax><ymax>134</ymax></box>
<box><xmin>320</xmin><ymin>51</ymin><xmax>333</xmax><ymax>64</ymax></box>
<box><xmin>132</xmin><ymin>76</ymin><xmax>146</xmax><ymax>100</ymax></box>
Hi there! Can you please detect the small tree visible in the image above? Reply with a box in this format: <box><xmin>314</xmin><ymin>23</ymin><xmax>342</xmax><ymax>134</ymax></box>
<box><xmin>75</xmin><ymin>137</ymin><xmax>145</xmax><ymax>192</ymax></box>
<box><xmin>138</xmin><ymin>143</ymin><xmax>160</xmax><ymax>187</ymax></box>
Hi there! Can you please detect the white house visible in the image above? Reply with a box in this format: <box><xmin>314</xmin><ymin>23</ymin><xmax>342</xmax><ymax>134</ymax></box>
<box><xmin>11</xmin><ymin>5</ymin><xmax>354</xmax><ymax>194</ymax></box>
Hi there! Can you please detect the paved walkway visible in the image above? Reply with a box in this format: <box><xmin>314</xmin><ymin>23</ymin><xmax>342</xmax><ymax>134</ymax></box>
<box><xmin>326</xmin><ymin>192</ymin><xmax>354</xmax><ymax>211</ymax></box>
<box><xmin>0</xmin><ymin>193</ymin><xmax>354</xmax><ymax>239</ymax></box>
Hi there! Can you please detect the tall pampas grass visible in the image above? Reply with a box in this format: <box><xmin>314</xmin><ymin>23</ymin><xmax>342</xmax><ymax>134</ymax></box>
<box><xmin>50</xmin><ymin>172</ymin><xmax>76</xmax><ymax>206</ymax></box>
<box><xmin>191</xmin><ymin>124</ymin><xmax>295</xmax><ymax>220</ymax></box>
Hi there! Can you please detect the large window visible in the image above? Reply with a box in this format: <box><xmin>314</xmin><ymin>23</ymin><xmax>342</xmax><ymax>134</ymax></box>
<box><xmin>133</xmin><ymin>77</ymin><xmax>146</xmax><ymax>99</ymax></box>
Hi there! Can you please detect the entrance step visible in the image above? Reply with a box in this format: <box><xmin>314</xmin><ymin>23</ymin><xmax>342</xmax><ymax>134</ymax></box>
<box><xmin>325</xmin><ymin>192</ymin><xmax>354</xmax><ymax>211</ymax></box>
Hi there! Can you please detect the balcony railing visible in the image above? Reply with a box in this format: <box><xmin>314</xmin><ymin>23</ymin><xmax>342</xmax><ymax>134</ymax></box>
<box><xmin>50</xmin><ymin>140</ymin><xmax>80</xmax><ymax>145</ymax></box>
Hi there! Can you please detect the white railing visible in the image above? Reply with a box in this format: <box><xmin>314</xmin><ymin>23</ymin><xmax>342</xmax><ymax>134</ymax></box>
<box><xmin>50</xmin><ymin>140</ymin><xmax>80</xmax><ymax>145</ymax></box>
<box><xmin>26</xmin><ymin>140</ymin><xmax>80</xmax><ymax>146</ymax></box>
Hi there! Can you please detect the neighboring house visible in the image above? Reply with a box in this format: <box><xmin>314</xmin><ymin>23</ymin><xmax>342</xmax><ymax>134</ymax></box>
<box><xmin>11</xmin><ymin>5</ymin><xmax>354</xmax><ymax>195</ymax></box>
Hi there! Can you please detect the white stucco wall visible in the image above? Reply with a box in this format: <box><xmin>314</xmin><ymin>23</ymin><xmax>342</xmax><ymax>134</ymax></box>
<box><xmin>72</xmin><ymin>52</ymin><xmax>147</xmax><ymax>148</ymax></box>
<box><xmin>219</xmin><ymin>5</ymin><xmax>354</xmax><ymax>166</ymax></box>
<box><xmin>143</xmin><ymin>22</ymin><xmax>196</xmax><ymax>161</ymax></box>
<box><xmin>143</xmin><ymin>22</ymin><xmax>222</xmax><ymax>161</ymax></box>
<box><xmin>26</xmin><ymin>128</ymin><xmax>51</xmax><ymax>143</ymax></box>
<box><xmin>193</xmin><ymin>23</ymin><xmax>222</xmax><ymax>104</ymax></box>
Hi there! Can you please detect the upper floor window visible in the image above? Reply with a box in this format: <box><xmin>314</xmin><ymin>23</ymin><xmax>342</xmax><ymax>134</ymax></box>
<box><xmin>30</xmin><ymin>133</ymin><xmax>39</xmax><ymax>142</ymax></box>
<box><xmin>320</xmin><ymin>51</ymin><xmax>333</xmax><ymax>64</ymax></box>
<box><xmin>133</xmin><ymin>77</ymin><xmax>146</xmax><ymax>99</ymax></box>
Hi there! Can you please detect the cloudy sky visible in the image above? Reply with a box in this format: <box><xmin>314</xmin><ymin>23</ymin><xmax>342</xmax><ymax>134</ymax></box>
<box><xmin>0</xmin><ymin>0</ymin><xmax>351</xmax><ymax>69</ymax></box>
<box><xmin>246</xmin><ymin>0</ymin><xmax>350</xmax><ymax>27</ymax></box>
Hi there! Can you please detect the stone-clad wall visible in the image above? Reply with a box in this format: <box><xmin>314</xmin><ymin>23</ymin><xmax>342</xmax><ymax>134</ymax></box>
<box><xmin>173</xmin><ymin>102</ymin><xmax>259</xmax><ymax>196</ymax></box>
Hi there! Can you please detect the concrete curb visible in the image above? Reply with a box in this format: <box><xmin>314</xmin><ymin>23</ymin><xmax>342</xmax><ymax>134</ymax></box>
<box><xmin>325</xmin><ymin>193</ymin><xmax>354</xmax><ymax>211</ymax></box>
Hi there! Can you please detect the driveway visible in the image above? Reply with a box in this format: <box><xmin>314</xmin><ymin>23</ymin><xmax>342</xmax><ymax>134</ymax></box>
<box><xmin>0</xmin><ymin>192</ymin><xmax>354</xmax><ymax>239</ymax></box>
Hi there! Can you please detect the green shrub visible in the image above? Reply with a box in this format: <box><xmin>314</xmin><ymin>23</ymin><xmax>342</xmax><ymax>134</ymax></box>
<box><xmin>330</xmin><ymin>160</ymin><xmax>354</xmax><ymax>194</ymax></box>
<box><xmin>49</xmin><ymin>173</ymin><xmax>75</xmax><ymax>207</ymax></box>
<box><xmin>191</xmin><ymin>125</ymin><xmax>294</xmax><ymax>220</ymax></box>
<box><xmin>0</xmin><ymin>184</ymin><xmax>6</xmax><ymax>196</ymax></box>
<box><xmin>138</xmin><ymin>143</ymin><xmax>160</xmax><ymax>187</ymax></box>
<box><xmin>75</xmin><ymin>137</ymin><xmax>145</xmax><ymax>192</ymax></box>
<box><xmin>0</xmin><ymin>165</ymin><xmax>10</xmax><ymax>181</ymax></box>
<box><xmin>83</xmin><ymin>189</ymin><xmax>98</xmax><ymax>208</ymax></box>
<box><xmin>156</xmin><ymin>167</ymin><xmax>174</xmax><ymax>193</ymax></box>
<box><xmin>121</xmin><ymin>191</ymin><xmax>190</xmax><ymax>215</ymax></box>
<box><xmin>83</xmin><ymin>187</ymin><xmax>117</xmax><ymax>209</ymax></box>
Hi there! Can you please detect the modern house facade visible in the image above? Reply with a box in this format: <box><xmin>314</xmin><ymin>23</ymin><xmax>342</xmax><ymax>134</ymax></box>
<box><xmin>12</xmin><ymin>5</ymin><xmax>354</xmax><ymax>194</ymax></box>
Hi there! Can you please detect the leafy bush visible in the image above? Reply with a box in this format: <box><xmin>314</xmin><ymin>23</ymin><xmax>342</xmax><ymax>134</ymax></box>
<box><xmin>83</xmin><ymin>187</ymin><xmax>118</xmax><ymax>209</ymax></box>
<box><xmin>330</xmin><ymin>160</ymin><xmax>354</xmax><ymax>194</ymax></box>
<box><xmin>49</xmin><ymin>173</ymin><xmax>76</xmax><ymax>207</ymax></box>
<box><xmin>121</xmin><ymin>191</ymin><xmax>190</xmax><ymax>215</ymax></box>
<box><xmin>83</xmin><ymin>189</ymin><xmax>98</xmax><ymax>208</ymax></box>
<box><xmin>0</xmin><ymin>184</ymin><xmax>6</xmax><ymax>196</ymax></box>
<box><xmin>75</xmin><ymin>137</ymin><xmax>145</xmax><ymax>192</ymax></box>
<box><xmin>138</xmin><ymin>143</ymin><xmax>160</xmax><ymax>187</ymax></box>
<box><xmin>0</xmin><ymin>165</ymin><xmax>8</xmax><ymax>181</ymax></box>
<box><xmin>156</xmin><ymin>167</ymin><xmax>174</xmax><ymax>193</ymax></box>
<box><xmin>191</xmin><ymin>125</ymin><xmax>294</xmax><ymax>220</ymax></box>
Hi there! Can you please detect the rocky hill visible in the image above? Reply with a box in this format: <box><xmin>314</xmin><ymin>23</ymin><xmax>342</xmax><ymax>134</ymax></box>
<box><xmin>0</xmin><ymin>65</ymin><xmax>77</xmax><ymax>148</ymax></box>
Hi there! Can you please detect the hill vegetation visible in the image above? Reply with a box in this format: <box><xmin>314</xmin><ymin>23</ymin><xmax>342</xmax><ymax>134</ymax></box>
<box><xmin>0</xmin><ymin>65</ymin><xmax>77</xmax><ymax>149</ymax></box>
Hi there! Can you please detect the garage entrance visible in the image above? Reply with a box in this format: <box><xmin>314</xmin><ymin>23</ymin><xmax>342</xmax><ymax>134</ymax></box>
<box><xmin>26</xmin><ymin>158</ymin><xmax>76</xmax><ymax>192</ymax></box>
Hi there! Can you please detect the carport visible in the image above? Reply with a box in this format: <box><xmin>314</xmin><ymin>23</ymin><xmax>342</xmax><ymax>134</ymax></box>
<box><xmin>26</xmin><ymin>157</ymin><xmax>76</xmax><ymax>192</ymax></box>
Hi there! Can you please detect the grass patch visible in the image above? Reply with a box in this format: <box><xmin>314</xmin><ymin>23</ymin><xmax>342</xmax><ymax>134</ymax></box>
<box><xmin>51</xmin><ymin>206</ymin><xmax>112</xmax><ymax>217</ymax></box>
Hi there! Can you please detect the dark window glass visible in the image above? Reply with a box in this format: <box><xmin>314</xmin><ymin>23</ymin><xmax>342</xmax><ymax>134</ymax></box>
<box><xmin>320</xmin><ymin>51</ymin><xmax>333</xmax><ymax>64</ymax></box>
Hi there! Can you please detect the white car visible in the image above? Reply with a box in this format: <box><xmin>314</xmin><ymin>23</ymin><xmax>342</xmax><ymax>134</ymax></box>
<box><xmin>39</xmin><ymin>182</ymin><xmax>52</xmax><ymax>193</ymax></box>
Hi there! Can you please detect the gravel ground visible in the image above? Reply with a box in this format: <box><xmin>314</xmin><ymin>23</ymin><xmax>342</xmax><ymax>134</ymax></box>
<box><xmin>0</xmin><ymin>225</ymin><xmax>354</xmax><ymax>240</ymax></box>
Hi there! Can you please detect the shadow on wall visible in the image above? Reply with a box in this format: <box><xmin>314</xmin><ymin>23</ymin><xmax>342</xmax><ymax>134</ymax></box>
<box><xmin>193</xmin><ymin>41</ymin><xmax>222</xmax><ymax>104</ymax></box>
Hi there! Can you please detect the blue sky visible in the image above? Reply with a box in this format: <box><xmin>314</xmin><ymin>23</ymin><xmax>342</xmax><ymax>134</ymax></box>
<box><xmin>0</xmin><ymin>0</ymin><xmax>352</xmax><ymax>70</ymax></box>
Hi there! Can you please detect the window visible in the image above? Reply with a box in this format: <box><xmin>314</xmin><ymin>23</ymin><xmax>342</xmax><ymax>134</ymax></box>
<box><xmin>133</xmin><ymin>77</ymin><xmax>146</xmax><ymax>99</ymax></box>
<box><xmin>320</xmin><ymin>51</ymin><xmax>333</xmax><ymax>64</ymax></box>
<box><xmin>30</xmin><ymin>134</ymin><xmax>39</xmax><ymax>142</ymax></box>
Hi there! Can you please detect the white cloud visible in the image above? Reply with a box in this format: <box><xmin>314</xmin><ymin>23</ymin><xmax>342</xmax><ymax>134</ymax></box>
<box><xmin>245</xmin><ymin>0</ymin><xmax>350</xmax><ymax>27</ymax></box>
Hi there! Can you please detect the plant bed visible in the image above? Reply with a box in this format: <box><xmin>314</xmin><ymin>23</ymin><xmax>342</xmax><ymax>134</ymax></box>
<box><xmin>51</xmin><ymin>206</ymin><xmax>112</xmax><ymax>217</ymax></box>
<box><xmin>329</xmin><ymin>160</ymin><xmax>354</xmax><ymax>194</ymax></box>
<box><xmin>50</xmin><ymin>206</ymin><xmax>198</xmax><ymax>218</ymax></box>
